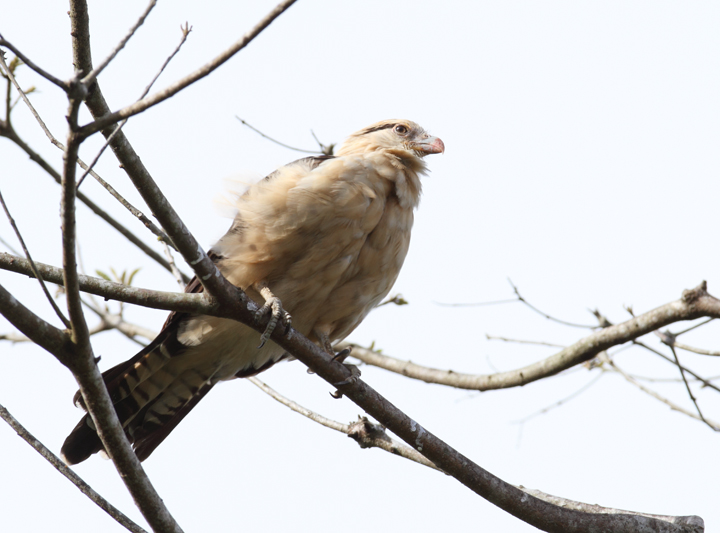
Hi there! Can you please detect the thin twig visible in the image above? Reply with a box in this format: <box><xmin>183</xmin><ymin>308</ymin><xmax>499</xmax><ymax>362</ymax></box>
<box><xmin>0</xmin><ymin>51</ymin><xmax>181</xmax><ymax>257</ymax></box>
<box><xmin>434</xmin><ymin>298</ymin><xmax>518</xmax><ymax>307</ymax></box>
<box><xmin>77</xmin><ymin>0</ymin><xmax>300</xmax><ymax>138</ymax></box>
<box><xmin>673</xmin><ymin>318</ymin><xmax>714</xmax><ymax>337</ymax></box>
<box><xmin>247</xmin><ymin>377</ymin><xmax>440</xmax><ymax>471</ymax></box>
<box><xmin>377</xmin><ymin>293</ymin><xmax>407</xmax><ymax>307</ymax></box>
<box><xmin>633</xmin><ymin>340</ymin><xmax>720</xmax><ymax>394</ymax></box>
<box><xmin>309</xmin><ymin>129</ymin><xmax>334</xmax><ymax>156</ymax></box>
<box><xmin>0</xmin><ymin>121</ymin><xmax>184</xmax><ymax>278</ymax></box>
<box><xmin>75</xmin><ymin>160</ymin><xmax>176</xmax><ymax>248</ymax></box>
<box><xmin>0</xmin><ymin>51</ymin><xmax>58</xmax><ymax>145</ymax></box>
<box><xmin>235</xmin><ymin>116</ymin><xmax>320</xmax><ymax>154</ymax></box>
<box><xmin>162</xmin><ymin>243</ymin><xmax>186</xmax><ymax>290</ymax></box>
<box><xmin>513</xmin><ymin>371</ymin><xmax>605</xmax><ymax>424</ymax></box>
<box><xmin>608</xmin><ymin>360</ymin><xmax>720</xmax><ymax>430</ymax></box>
<box><xmin>623</xmin><ymin>371</ymin><xmax>720</xmax><ymax>383</ymax></box>
<box><xmin>655</xmin><ymin>324</ymin><xmax>720</xmax><ymax>356</ymax></box>
<box><xmin>673</xmin><ymin>342</ymin><xmax>720</xmax><ymax>357</ymax></box>
<box><xmin>508</xmin><ymin>279</ymin><xmax>598</xmax><ymax>329</ymax></box>
<box><xmin>337</xmin><ymin>282</ymin><xmax>720</xmax><ymax>391</ymax></box>
<box><xmin>669</xmin><ymin>345</ymin><xmax>715</xmax><ymax>431</ymax></box>
<box><xmin>0</xmin><ymin>403</ymin><xmax>148</xmax><ymax>533</ymax></box>
<box><xmin>80</xmin><ymin>0</ymin><xmax>157</xmax><ymax>86</ymax></box>
<box><xmin>486</xmin><ymin>334</ymin><xmax>565</xmax><ymax>349</ymax></box>
<box><xmin>77</xmin><ymin>21</ymin><xmax>192</xmax><ymax>189</ymax></box>
<box><xmin>0</xmin><ymin>234</ymin><xmax>20</xmax><ymax>255</ymax></box>
<box><xmin>0</xmin><ymin>189</ymin><xmax>70</xmax><ymax>327</ymax></box>
<box><xmin>81</xmin><ymin>297</ymin><xmax>153</xmax><ymax>345</ymax></box>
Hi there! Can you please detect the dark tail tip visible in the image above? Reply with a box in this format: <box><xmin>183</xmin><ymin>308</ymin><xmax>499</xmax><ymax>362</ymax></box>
<box><xmin>61</xmin><ymin>416</ymin><xmax>104</xmax><ymax>465</ymax></box>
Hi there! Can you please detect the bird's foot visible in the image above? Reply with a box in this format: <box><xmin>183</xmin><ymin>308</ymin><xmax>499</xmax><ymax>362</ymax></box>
<box><xmin>255</xmin><ymin>284</ymin><xmax>292</xmax><ymax>349</ymax></box>
<box><xmin>330</xmin><ymin>346</ymin><xmax>361</xmax><ymax>398</ymax></box>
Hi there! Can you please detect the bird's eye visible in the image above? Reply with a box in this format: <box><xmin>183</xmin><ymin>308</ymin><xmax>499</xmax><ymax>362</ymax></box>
<box><xmin>394</xmin><ymin>125</ymin><xmax>409</xmax><ymax>135</ymax></box>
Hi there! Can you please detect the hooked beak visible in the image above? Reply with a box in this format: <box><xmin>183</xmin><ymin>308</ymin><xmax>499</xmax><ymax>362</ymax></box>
<box><xmin>412</xmin><ymin>135</ymin><xmax>445</xmax><ymax>156</ymax></box>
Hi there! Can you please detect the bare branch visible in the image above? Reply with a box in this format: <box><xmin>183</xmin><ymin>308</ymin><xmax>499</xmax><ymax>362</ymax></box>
<box><xmin>0</xmin><ymin>39</ymin><xmax>68</xmax><ymax>90</ymax></box>
<box><xmin>248</xmin><ymin>377</ymin><xmax>440</xmax><ymax>471</ymax></box>
<box><xmin>235</xmin><ymin>116</ymin><xmax>321</xmax><ymax>154</ymax></box>
<box><xmin>656</xmin><ymin>328</ymin><xmax>720</xmax><ymax>357</ymax></box>
<box><xmin>82</xmin><ymin>298</ymin><xmax>154</xmax><ymax>344</ymax></box>
<box><xmin>377</xmin><ymin>293</ymin><xmax>408</xmax><ymax>307</ymax></box>
<box><xmin>77</xmin><ymin>21</ymin><xmax>192</xmax><ymax>189</ymax></box>
<box><xmin>633</xmin><ymin>340</ymin><xmax>720</xmax><ymax>394</ymax></box>
<box><xmin>673</xmin><ymin>318</ymin><xmax>714</xmax><ymax>337</ymax></box>
<box><xmin>609</xmin><ymin>360</ymin><xmax>720</xmax><ymax>431</ymax></box>
<box><xmin>669</xmin><ymin>345</ymin><xmax>716</xmax><ymax>431</ymax></box>
<box><xmin>76</xmin><ymin>0</ymin><xmax>299</xmax><ymax>138</ymax></box>
<box><xmin>309</xmin><ymin>129</ymin><xmax>335</xmax><ymax>156</ymax></box>
<box><xmin>1</xmin><ymin>257</ymin><xmax>702</xmax><ymax>531</ymax></box>
<box><xmin>672</xmin><ymin>342</ymin><xmax>720</xmax><ymax>357</ymax></box>
<box><xmin>253</xmin><ymin>375</ymin><xmax>700</xmax><ymax>531</ymax></box>
<box><xmin>519</xmin><ymin>487</ymin><xmax>703</xmax><ymax>533</ymax></box>
<box><xmin>163</xmin><ymin>243</ymin><xmax>186</xmax><ymax>290</ymax></box>
<box><xmin>0</xmin><ymin>121</ymin><xmax>183</xmax><ymax>277</ymax></box>
<box><xmin>0</xmin><ymin>403</ymin><xmax>148</xmax><ymax>533</ymax></box>
<box><xmin>0</xmin><ymin>188</ymin><xmax>70</xmax><ymax>327</ymax></box>
<box><xmin>75</xmin><ymin>162</ymin><xmax>177</xmax><ymax>251</ymax></box>
<box><xmin>269</xmin><ymin>321</ymin><xmax>699</xmax><ymax>532</ymax></box>
<box><xmin>513</xmin><ymin>371</ymin><xmax>605</xmax><ymax>424</ymax></box>
<box><xmin>508</xmin><ymin>279</ymin><xmax>598</xmax><ymax>329</ymax></box>
<box><xmin>435</xmin><ymin>298</ymin><xmax>518</xmax><ymax>307</ymax></box>
<box><xmin>61</xmin><ymin>96</ymin><xmax>91</xmax><ymax>347</ymax></box>
<box><xmin>0</xmin><ymin>51</ymin><xmax>60</xmax><ymax>145</ymax></box>
<box><xmin>0</xmin><ymin>233</ymin><xmax>20</xmax><ymax>255</ymax></box>
<box><xmin>0</xmin><ymin>284</ymin><xmax>72</xmax><ymax>359</ymax></box>
<box><xmin>341</xmin><ymin>283</ymin><xmax>720</xmax><ymax>390</ymax></box>
<box><xmin>486</xmin><ymin>334</ymin><xmax>565</xmax><ymax>348</ymax></box>
<box><xmin>80</xmin><ymin>0</ymin><xmax>157</xmax><ymax>86</ymax></box>
<box><xmin>0</xmin><ymin>52</ymin><xmax>187</xmax><ymax>279</ymax></box>
<box><xmin>0</xmin><ymin>253</ymin><xmax>210</xmax><ymax>315</ymax></box>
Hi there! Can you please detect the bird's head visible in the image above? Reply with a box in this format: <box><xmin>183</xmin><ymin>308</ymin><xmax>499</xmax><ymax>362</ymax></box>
<box><xmin>337</xmin><ymin>120</ymin><xmax>444</xmax><ymax>160</ymax></box>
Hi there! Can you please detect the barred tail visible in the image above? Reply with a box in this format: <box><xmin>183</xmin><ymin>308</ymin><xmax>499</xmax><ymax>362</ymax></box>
<box><xmin>61</xmin><ymin>329</ymin><xmax>215</xmax><ymax>464</ymax></box>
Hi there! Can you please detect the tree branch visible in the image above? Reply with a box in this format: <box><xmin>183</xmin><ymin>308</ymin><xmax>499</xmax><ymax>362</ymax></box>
<box><xmin>76</xmin><ymin>0</ymin><xmax>299</xmax><ymax>139</ymax></box>
<box><xmin>77</xmin><ymin>20</ymin><xmax>191</xmax><ymax>190</ymax></box>
<box><xmin>340</xmin><ymin>283</ymin><xmax>720</xmax><ymax>391</ymax></box>
<box><xmin>0</xmin><ymin>188</ymin><xmax>70</xmax><ymax>327</ymax></box>
<box><xmin>0</xmin><ymin>38</ymin><xmax>68</xmax><ymax>90</ymax></box>
<box><xmin>66</xmin><ymin>3</ymin><xmax>185</xmax><ymax>531</ymax></box>
<box><xmin>0</xmin><ymin>259</ymin><xmax>704</xmax><ymax>531</ymax></box>
<box><xmin>609</xmin><ymin>360</ymin><xmax>720</xmax><ymax>430</ymax></box>
<box><xmin>248</xmin><ymin>377</ymin><xmax>440</xmax><ymax>471</ymax></box>
<box><xmin>0</xmin><ymin>403</ymin><xmax>148</xmax><ymax>533</ymax></box>
<box><xmin>0</xmin><ymin>253</ymin><xmax>210</xmax><ymax>315</ymax></box>
<box><xmin>80</xmin><ymin>0</ymin><xmax>157</xmax><ymax>86</ymax></box>
<box><xmin>0</xmin><ymin>60</ymin><xmax>186</xmax><ymax>280</ymax></box>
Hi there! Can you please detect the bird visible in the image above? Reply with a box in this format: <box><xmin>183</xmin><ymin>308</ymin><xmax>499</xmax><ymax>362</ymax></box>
<box><xmin>61</xmin><ymin>119</ymin><xmax>444</xmax><ymax>464</ymax></box>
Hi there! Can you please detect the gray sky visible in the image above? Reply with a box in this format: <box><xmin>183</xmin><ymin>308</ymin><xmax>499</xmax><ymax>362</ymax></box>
<box><xmin>1</xmin><ymin>1</ymin><xmax>719</xmax><ymax>531</ymax></box>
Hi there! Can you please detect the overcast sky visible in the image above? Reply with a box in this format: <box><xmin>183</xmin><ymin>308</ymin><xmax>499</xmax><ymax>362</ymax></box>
<box><xmin>2</xmin><ymin>1</ymin><xmax>720</xmax><ymax>532</ymax></box>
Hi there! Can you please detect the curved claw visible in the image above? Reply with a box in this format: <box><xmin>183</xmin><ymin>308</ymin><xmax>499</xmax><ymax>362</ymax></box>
<box><xmin>332</xmin><ymin>363</ymin><xmax>361</xmax><ymax>387</ymax></box>
<box><xmin>256</xmin><ymin>293</ymin><xmax>292</xmax><ymax>349</ymax></box>
<box><xmin>330</xmin><ymin>365</ymin><xmax>361</xmax><ymax>399</ymax></box>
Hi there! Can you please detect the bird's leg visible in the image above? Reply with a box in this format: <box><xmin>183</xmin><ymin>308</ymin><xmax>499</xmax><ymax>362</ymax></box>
<box><xmin>314</xmin><ymin>330</ymin><xmax>361</xmax><ymax>398</ymax></box>
<box><xmin>254</xmin><ymin>281</ymin><xmax>292</xmax><ymax>349</ymax></box>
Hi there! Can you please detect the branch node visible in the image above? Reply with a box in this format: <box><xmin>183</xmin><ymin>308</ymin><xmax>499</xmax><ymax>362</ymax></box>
<box><xmin>682</xmin><ymin>281</ymin><xmax>708</xmax><ymax>304</ymax></box>
<box><xmin>347</xmin><ymin>416</ymin><xmax>389</xmax><ymax>449</ymax></box>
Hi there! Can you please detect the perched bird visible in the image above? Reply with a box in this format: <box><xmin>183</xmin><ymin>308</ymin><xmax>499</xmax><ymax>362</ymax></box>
<box><xmin>61</xmin><ymin>119</ymin><xmax>444</xmax><ymax>464</ymax></box>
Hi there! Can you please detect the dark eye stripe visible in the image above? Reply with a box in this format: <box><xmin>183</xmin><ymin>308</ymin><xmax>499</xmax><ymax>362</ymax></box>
<box><xmin>359</xmin><ymin>123</ymin><xmax>397</xmax><ymax>135</ymax></box>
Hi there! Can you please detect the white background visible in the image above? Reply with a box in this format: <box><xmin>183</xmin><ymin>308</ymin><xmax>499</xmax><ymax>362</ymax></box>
<box><xmin>1</xmin><ymin>1</ymin><xmax>719</xmax><ymax>531</ymax></box>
